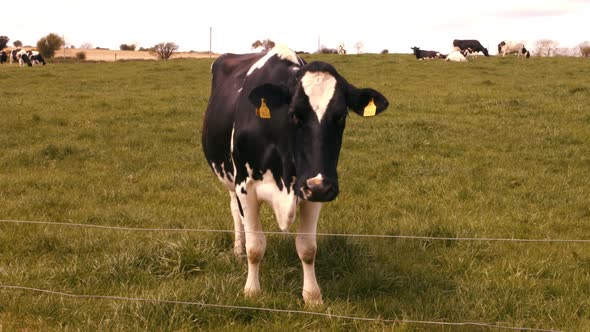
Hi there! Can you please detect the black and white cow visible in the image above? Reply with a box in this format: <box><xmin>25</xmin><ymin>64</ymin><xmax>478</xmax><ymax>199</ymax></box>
<box><xmin>9</xmin><ymin>49</ymin><xmax>20</xmax><ymax>64</ymax></box>
<box><xmin>202</xmin><ymin>45</ymin><xmax>389</xmax><ymax>305</ymax></box>
<box><xmin>411</xmin><ymin>47</ymin><xmax>443</xmax><ymax>60</ymax></box>
<box><xmin>9</xmin><ymin>49</ymin><xmax>32</xmax><ymax>67</ymax></box>
<box><xmin>452</xmin><ymin>39</ymin><xmax>489</xmax><ymax>56</ymax></box>
<box><xmin>27</xmin><ymin>50</ymin><xmax>46</xmax><ymax>65</ymax></box>
<box><xmin>445</xmin><ymin>50</ymin><xmax>467</xmax><ymax>62</ymax></box>
<box><xmin>498</xmin><ymin>41</ymin><xmax>530</xmax><ymax>58</ymax></box>
<box><xmin>17</xmin><ymin>50</ymin><xmax>32</xmax><ymax>67</ymax></box>
<box><xmin>0</xmin><ymin>50</ymin><xmax>7</xmax><ymax>64</ymax></box>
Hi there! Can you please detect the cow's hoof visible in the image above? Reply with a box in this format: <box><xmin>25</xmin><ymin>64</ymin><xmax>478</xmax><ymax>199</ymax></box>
<box><xmin>303</xmin><ymin>291</ymin><xmax>323</xmax><ymax>307</ymax></box>
<box><xmin>244</xmin><ymin>287</ymin><xmax>261</xmax><ymax>298</ymax></box>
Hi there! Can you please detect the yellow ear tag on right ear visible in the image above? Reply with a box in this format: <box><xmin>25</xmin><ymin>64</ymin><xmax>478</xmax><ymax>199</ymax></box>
<box><xmin>363</xmin><ymin>98</ymin><xmax>377</xmax><ymax>117</ymax></box>
<box><xmin>258</xmin><ymin>98</ymin><xmax>271</xmax><ymax>119</ymax></box>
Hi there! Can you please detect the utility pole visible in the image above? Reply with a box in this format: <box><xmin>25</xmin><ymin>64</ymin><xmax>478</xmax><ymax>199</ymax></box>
<box><xmin>318</xmin><ymin>35</ymin><xmax>320</xmax><ymax>53</ymax></box>
<box><xmin>209</xmin><ymin>27</ymin><xmax>212</xmax><ymax>57</ymax></box>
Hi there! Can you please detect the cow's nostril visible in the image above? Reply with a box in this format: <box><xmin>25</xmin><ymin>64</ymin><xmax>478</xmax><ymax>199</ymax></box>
<box><xmin>301</xmin><ymin>185</ymin><xmax>313</xmax><ymax>199</ymax></box>
<box><xmin>304</xmin><ymin>178</ymin><xmax>334</xmax><ymax>198</ymax></box>
<box><xmin>306</xmin><ymin>177</ymin><xmax>323</xmax><ymax>189</ymax></box>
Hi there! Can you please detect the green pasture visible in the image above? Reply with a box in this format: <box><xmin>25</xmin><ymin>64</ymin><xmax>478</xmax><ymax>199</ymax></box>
<box><xmin>1</xmin><ymin>54</ymin><xmax>589</xmax><ymax>330</ymax></box>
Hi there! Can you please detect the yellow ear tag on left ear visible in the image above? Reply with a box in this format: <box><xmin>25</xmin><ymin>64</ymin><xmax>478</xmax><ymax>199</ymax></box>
<box><xmin>258</xmin><ymin>98</ymin><xmax>271</xmax><ymax>119</ymax></box>
<box><xmin>363</xmin><ymin>98</ymin><xmax>377</xmax><ymax>117</ymax></box>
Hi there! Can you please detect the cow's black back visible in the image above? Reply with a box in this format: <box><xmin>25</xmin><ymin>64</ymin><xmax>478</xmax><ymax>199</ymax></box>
<box><xmin>453</xmin><ymin>39</ymin><xmax>489</xmax><ymax>56</ymax></box>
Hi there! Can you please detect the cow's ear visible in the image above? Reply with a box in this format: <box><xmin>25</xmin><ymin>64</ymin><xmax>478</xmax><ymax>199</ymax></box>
<box><xmin>248</xmin><ymin>84</ymin><xmax>292</xmax><ymax>110</ymax></box>
<box><xmin>346</xmin><ymin>86</ymin><xmax>389</xmax><ymax>117</ymax></box>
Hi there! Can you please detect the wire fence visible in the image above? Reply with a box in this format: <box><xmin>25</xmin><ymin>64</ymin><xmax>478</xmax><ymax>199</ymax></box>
<box><xmin>2</xmin><ymin>219</ymin><xmax>590</xmax><ymax>243</ymax></box>
<box><xmin>1</xmin><ymin>217</ymin><xmax>582</xmax><ymax>331</ymax></box>
<box><xmin>0</xmin><ymin>285</ymin><xmax>561</xmax><ymax>332</ymax></box>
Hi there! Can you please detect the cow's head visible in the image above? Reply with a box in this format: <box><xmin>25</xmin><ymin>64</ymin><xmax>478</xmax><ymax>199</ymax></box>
<box><xmin>20</xmin><ymin>53</ymin><xmax>32</xmax><ymax>67</ymax></box>
<box><xmin>249</xmin><ymin>61</ymin><xmax>388</xmax><ymax>202</ymax></box>
<box><xmin>498</xmin><ymin>41</ymin><xmax>506</xmax><ymax>54</ymax></box>
<box><xmin>482</xmin><ymin>47</ymin><xmax>490</xmax><ymax>56</ymax></box>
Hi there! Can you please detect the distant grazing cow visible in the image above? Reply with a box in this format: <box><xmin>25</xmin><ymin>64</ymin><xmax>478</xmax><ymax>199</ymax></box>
<box><xmin>453</xmin><ymin>39</ymin><xmax>489</xmax><ymax>56</ymax></box>
<box><xmin>15</xmin><ymin>49</ymin><xmax>32</xmax><ymax>67</ymax></box>
<box><xmin>9</xmin><ymin>49</ymin><xmax>20</xmax><ymax>64</ymax></box>
<box><xmin>337</xmin><ymin>43</ymin><xmax>346</xmax><ymax>54</ymax></box>
<box><xmin>27</xmin><ymin>50</ymin><xmax>46</xmax><ymax>65</ymax></box>
<box><xmin>202</xmin><ymin>45</ymin><xmax>389</xmax><ymax>305</ymax></box>
<box><xmin>0</xmin><ymin>51</ymin><xmax>7</xmax><ymax>64</ymax></box>
<box><xmin>411</xmin><ymin>47</ymin><xmax>444</xmax><ymax>60</ymax></box>
<box><xmin>498</xmin><ymin>41</ymin><xmax>530</xmax><ymax>58</ymax></box>
<box><xmin>8</xmin><ymin>49</ymin><xmax>32</xmax><ymax>66</ymax></box>
<box><xmin>445</xmin><ymin>50</ymin><xmax>467</xmax><ymax>62</ymax></box>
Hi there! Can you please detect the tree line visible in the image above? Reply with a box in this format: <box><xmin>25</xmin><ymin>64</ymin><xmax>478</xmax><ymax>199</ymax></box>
<box><xmin>3</xmin><ymin>34</ymin><xmax>588</xmax><ymax>60</ymax></box>
<box><xmin>1</xmin><ymin>34</ymin><xmax>180</xmax><ymax>60</ymax></box>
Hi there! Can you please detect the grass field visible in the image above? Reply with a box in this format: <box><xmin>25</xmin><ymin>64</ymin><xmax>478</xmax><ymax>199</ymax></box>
<box><xmin>1</xmin><ymin>54</ymin><xmax>590</xmax><ymax>331</ymax></box>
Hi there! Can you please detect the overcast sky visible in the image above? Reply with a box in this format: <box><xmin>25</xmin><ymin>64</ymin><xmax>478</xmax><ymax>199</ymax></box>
<box><xmin>3</xmin><ymin>0</ymin><xmax>590</xmax><ymax>54</ymax></box>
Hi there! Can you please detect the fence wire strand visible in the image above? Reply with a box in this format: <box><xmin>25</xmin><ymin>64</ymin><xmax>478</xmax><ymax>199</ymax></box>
<box><xmin>0</xmin><ymin>285</ymin><xmax>561</xmax><ymax>332</ymax></box>
<box><xmin>1</xmin><ymin>219</ymin><xmax>589</xmax><ymax>243</ymax></box>
<box><xmin>0</xmin><ymin>218</ymin><xmax>580</xmax><ymax>331</ymax></box>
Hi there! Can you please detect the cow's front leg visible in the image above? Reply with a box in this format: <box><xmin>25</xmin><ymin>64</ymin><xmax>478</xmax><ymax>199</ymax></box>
<box><xmin>237</xmin><ymin>186</ymin><xmax>265</xmax><ymax>297</ymax></box>
<box><xmin>297</xmin><ymin>200</ymin><xmax>323</xmax><ymax>306</ymax></box>
<box><xmin>229</xmin><ymin>191</ymin><xmax>245</xmax><ymax>258</ymax></box>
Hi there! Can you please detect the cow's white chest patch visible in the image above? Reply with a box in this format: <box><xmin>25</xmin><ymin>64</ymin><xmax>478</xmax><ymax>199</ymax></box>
<box><xmin>236</xmin><ymin>167</ymin><xmax>297</xmax><ymax>232</ymax></box>
<box><xmin>301</xmin><ymin>72</ymin><xmax>336</xmax><ymax>123</ymax></box>
<box><xmin>255</xmin><ymin>170</ymin><xmax>297</xmax><ymax>231</ymax></box>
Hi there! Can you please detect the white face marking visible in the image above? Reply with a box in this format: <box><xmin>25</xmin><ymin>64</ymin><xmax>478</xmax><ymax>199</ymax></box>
<box><xmin>301</xmin><ymin>72</ymin><xmax>337</xmax><ymax>123</ymax></box>
<box><xmin>246</xmin><ymin>45</ymin><xmax>299</xmax><ymax>76</ymax></box>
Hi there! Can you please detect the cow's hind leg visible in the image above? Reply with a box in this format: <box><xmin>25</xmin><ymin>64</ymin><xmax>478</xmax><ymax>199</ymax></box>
<box><xmin>229</xmin><ymin>191</ymin><xmax>245</xmax><ymax>257</ymax></box>
<box><xmin>297</xmin><ymin>200</ymin><xmax>323</xmax><ymax>306</ymax></box>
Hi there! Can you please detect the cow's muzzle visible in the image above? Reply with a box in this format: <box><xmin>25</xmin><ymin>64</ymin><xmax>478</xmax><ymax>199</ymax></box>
<box><xmin>300</xmin><ymin>177</ymin><xmax>339</xmax><ymax>202</ymax></box>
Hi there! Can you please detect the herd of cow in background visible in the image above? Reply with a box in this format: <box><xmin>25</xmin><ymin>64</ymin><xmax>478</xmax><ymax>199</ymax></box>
<box><xmin>0</xmin><ymin>48</ymin><xmax>46</xmax><ymax>66</ymax></box>
<box><xmin>412</xmin><ymin>39</ymin><xmax>530</xmax><ymax>62</ymax></box>
<box><xmin>1</xmin><ymin>39</ymin><xmax>530</xmax><ymax>67</ymax></box>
